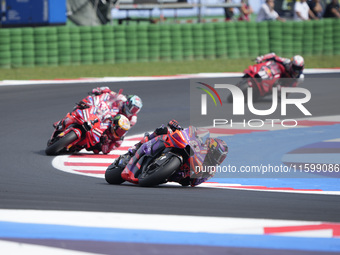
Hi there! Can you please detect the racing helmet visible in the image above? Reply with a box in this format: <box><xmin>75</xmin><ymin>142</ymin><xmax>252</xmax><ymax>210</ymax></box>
<box><xmin>204</xmin><ymin>138</ymin><xmax>228</xmax><ymax>166</ymax></box>
<box><xmin>123</xmin><ymin>95</ymin><xmax>143</xmax><ymax>118</ymax></box>
<box><xmin>111</xmin><ymin>114</ymin><xmax>131</xmax><ymax>138</ymax></box>
<box><xmin>289</xmin><ymin>55</ymin><xmax>304</xmax><ymax>78</ymax></box>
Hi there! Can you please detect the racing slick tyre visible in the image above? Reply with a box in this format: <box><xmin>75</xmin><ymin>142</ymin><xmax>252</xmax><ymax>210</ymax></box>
<box><xmin>45</xmin><ymin>130</ymin><xmax>78</xmax><ymax>156</ymax></box>
<box><xmin>138</xmin><ymin>154</ymin><xmax>181</xmax><ymax>187</ymax></box>
<box><xmin>227</xmin><ymin>79</ymin><xmax>259</xmax><ymax>103</ymax></box>
<box><xmin>105</xmin><ymin>154</ymin><xmax>131</xmax><ymax>184</ymax></box>
<box><xmin>105</xmin><ymin>164</ymin><xmax>125</xmax><ymax>185</ymax></box>
<box><xmin>227</xmin><ymin>79</ymin><xmax>248</xmax><ymax>103</ymax></box>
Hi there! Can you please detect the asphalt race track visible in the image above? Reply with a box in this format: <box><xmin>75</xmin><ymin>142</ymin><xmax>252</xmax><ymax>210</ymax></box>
<box><xmin>0</xmin><ymin>73</ymin><xmax>340</xmax><ymax>254</ymax></box>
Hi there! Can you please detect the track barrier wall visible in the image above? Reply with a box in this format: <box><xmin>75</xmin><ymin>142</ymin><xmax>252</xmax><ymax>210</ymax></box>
<box><xmin>0</xmin><ymin>19</ymin><xmax>339</xmax><ymax>68</ymax></box>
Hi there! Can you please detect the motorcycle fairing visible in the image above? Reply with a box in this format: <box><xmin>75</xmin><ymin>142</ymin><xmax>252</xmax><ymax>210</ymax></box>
<box><xmin>124</xmin><ymin>127</ymin><xmax>208</xmax><ymax>184</ymax></box>
<box><xmin>244</xmin><ymin>61</ymin><xmax>283</xmax><ymax>97</ymax></box>
<box><xmin>121</xmin><ymin>136</ymin><xmax>167</xmax><ymax>184</ymax></box>
<box><xmin>165</xmin><ymin>130</ymin><xmax>189</xmax><ymax>149</ymax></box>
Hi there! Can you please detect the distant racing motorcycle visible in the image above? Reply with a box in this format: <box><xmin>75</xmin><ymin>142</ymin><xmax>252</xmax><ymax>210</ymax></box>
<box><xmin>45</xmin><ymin>105</ymin><xmax>111</xmax><ymax>155</ymax></box>
<box><xmin>228</xmin><ymin>60</ymin><xmax>303</xmax><ymax>102</ymax></box>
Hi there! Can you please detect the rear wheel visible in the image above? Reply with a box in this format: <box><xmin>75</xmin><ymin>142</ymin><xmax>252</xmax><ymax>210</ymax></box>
<box><xmin>138</xmin><ymin>154</ymin><xmax>181</xmax><ymax>187</ymax></box>
<box><xmin>45</xmin><ymin>130</ymin><xmax>78</xmax><ymax>155</ymax></box>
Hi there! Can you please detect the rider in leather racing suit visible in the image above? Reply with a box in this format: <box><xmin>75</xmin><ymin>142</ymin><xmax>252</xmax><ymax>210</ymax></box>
<box><xmin>93</xmin><ymin>114</ymin><xmax>131</xmax><ymax>154</ymax></box>
<box><xmin>75</xmin><ymin>87</ymin><xmax>143</xmax><ymax>154</ymax></box>
<box><xmin>76</xmin><ymin>86</ymin><xmax>142</xmax><ymax>127</ymax></box>
<box><xmin>255</xmin><ymin>53</ymin><xmax>305</xmax><ymax>88</ymax></box>
<box><xmin>54</xmin><ymin>87</ymin><xmax>142</xmax><ymax>154</ymax></box>
<box><xmin>121</xmin><ymin>120</ymin><xmax>228</xmax><ymax>187</ymax></box>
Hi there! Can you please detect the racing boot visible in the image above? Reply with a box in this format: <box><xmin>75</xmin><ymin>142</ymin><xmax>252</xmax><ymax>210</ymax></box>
<box><xmin>127</xmin><ymin>132</ymin><xmax>150</xmax><ymax>156</ymax></box>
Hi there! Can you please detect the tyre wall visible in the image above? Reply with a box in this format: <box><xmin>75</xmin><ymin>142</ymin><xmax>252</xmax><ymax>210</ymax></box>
<box><xmin>0</xmin><ymin>19</ymin><xmax>339</xmax><ymax>68</ymax></box>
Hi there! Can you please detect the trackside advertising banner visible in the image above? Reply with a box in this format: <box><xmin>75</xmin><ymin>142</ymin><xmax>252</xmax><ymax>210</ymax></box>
<box><xmin>190</xmin><ymin>78</ymin><xmax>340</xmax><ymax>178</ymax></box>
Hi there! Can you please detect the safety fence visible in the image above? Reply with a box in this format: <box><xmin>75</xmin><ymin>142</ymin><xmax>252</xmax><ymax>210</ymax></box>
<box><xmin>0</xmin><ymin>19</ymin><xmax>339</xmax><ymax>68</ymax></box>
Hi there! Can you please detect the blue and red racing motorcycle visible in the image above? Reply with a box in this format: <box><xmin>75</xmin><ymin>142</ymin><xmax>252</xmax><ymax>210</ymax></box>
<box><xmin>105</xmin><ymin>126</ymin><xmax>228</xmax><ymax>187</ymax></box>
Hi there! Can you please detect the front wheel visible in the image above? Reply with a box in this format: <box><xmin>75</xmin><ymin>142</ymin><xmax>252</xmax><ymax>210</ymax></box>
<box><xmin>227</xmin><ymin>79</ymin><xmax>259</xmax><ymax>103</ymax></box>
<box><xmin>138</xmin><ymin>154</ymin><xmax>181</xmax><ymax>187</ymax></box>
<box><xmin>105</xmin><ymin>154</ymin><xmax>131</xmax><ymax>184</ymax></box>
<box><xmin>227</xmin><ymin>79</ymin><xmax>249</xmax><ymax>103</ymax></box>
<box><xmin>105</xmin><ymin>163</ymin><xmax>125</xmax><ymax>185</ymax></box>
<box><xmin>45</xmin><ymin>130</ymin><xmax>78</xmax><ymax>155</ymax></box>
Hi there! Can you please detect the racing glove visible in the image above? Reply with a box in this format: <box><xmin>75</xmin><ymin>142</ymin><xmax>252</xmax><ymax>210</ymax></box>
<box><xmin>168</xmin><ymin>119</ymin><xmax>182</xmax><ymax>132</ymax></box>
<box><xmin>75</xmin><ymin>100</ymin><xmax>90</xmax><ymax>109</ymax></box>
<box><xmin>91</xmin><ymin>86</ymin><xmax>111</xmax><ymax>95</ymax></box>
<box><xmin>154</xmin><ymin>125</ymin><xmax>168</xmax><ymax>135</ymax></box>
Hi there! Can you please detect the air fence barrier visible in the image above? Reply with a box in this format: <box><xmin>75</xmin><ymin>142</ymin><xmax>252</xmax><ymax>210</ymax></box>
<box><xmin>0</xmin><ymin>19</ymin><xmax>339</xmax><ymax>68</ymax></box>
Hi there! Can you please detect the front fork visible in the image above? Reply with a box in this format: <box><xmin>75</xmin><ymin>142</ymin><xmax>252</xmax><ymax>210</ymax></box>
<box><xmin>121</xmin><ymin>138</ymin><xmax>166</xmax><ymax>183</ymax></box>
<box><xmin>55</xmin><ymin>127</ymin><xmax>83</xmax><ymax>150</ymax></box>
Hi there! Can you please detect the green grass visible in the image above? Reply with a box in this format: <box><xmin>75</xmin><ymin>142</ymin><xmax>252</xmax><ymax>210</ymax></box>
<box><xmin>0</xmin><ymin>55</ymin><xmax>339</xmax><ymax>80</ymax></box>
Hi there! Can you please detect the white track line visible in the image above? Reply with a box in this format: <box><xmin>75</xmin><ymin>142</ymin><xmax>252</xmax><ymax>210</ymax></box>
<box><xmin>1</xmin><ymin>69</ymin><xmax>339</xmax><ymax>86</ymax></box>
<box><xmin>0</xmin><ymin>209</ymin><xmax>331</xmax><ymax>237</ymax></box>
<box><xmin>0</xmin><ymin>240</ymin><xmax>98</xmax><ymax>255</ymax></box>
